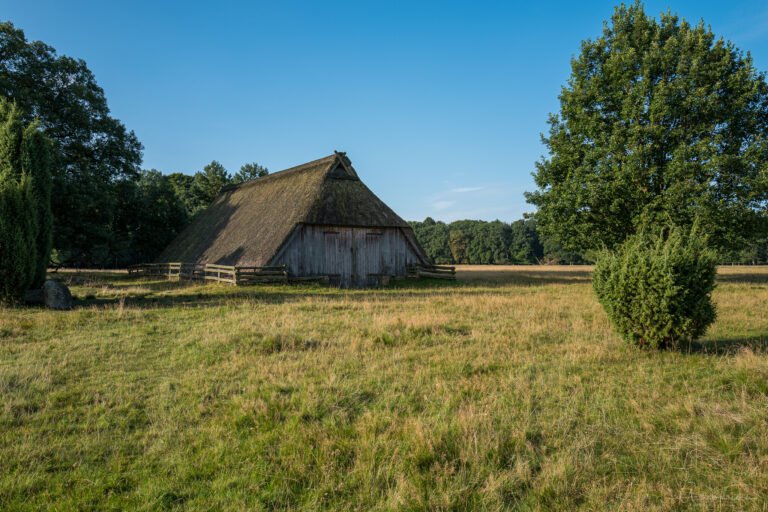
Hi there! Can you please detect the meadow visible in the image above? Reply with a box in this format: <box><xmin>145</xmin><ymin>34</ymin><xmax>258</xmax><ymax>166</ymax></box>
<box><xmin>1</xmin><ymin>266</ymin><xmax>767</xmax><ymax>511</ymax></box>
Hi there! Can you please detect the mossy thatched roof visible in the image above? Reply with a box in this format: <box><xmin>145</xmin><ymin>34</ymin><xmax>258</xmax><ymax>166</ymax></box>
<box><xmin>158</xmin><ymin>152</ymin><xmax>429</xmax><ymax>266</ymax></box>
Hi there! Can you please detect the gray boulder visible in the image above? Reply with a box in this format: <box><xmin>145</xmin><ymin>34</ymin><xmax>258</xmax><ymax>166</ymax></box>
<box><xmin>43</xmin><ymin>280</ymin><xmax>73</xmax><ymax>310</ymax></box>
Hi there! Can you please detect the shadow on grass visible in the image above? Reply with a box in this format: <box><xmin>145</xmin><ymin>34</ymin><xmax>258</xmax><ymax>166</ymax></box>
<box><xmin>69</xmin><ymin>275</ymin><xmax>472</xmax><ymax>310</ymax></box>
<box><xmin>53</xmin><ymin>271</ymin><xmax>134</xmax><ymax>285</ymax></box>
<box><xmin>715</xmin><ymin>272</ymin><xmax>768</xmax><ymax>285</ymax></box>
<box><xmin>64</xmin><ymin>267</ymin><xmax>768</xmax><ymax>312</ymax></box>
<box><xmin>463</xmin><ymin>268</ymin><xmax>768</xmax><ymax>287</ymax></box>
<box><xmin>679</xmin><ymin>336</ymin><xmax>768</xmax><ymax>355</ymax></box>
<box><xmin>453</xmin><ymin>268</ymin><xmax>768</xmax><ymax>287</ymax></box>
<box><xmin>456</xmin><ymin>269</ymin><xmax>592</xmax><ymax>286</ymax></box>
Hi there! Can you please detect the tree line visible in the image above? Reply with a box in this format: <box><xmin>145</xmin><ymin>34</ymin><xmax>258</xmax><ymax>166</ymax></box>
<box><xmin>409</xmin><ymin>217</ymin><xmax>583</xmax><ymax>265</ymax></box>
<box><xmin>410</xmin><ymin>217</ymin><xmax>768</xmax><ymax>266</ymax></box>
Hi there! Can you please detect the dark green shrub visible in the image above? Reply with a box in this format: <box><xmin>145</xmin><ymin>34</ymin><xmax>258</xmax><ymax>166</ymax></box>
<box><xmin>593</xmin><ymin>226</ymin><xmax>717</xmax><ymax>349</ymax></box>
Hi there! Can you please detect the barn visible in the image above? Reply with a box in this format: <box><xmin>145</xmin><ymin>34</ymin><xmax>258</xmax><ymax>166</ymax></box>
<box><xmin>158</xmin><ymin>152</ymin><xmax>431</xmax><ymax>287</ymax></box>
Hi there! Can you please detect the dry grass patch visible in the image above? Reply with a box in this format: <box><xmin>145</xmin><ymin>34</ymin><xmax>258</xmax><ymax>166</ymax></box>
<box><xmin>0</xmin><ymin>266</ymin><xmax>767</xmax><ymax>510</ymax></box>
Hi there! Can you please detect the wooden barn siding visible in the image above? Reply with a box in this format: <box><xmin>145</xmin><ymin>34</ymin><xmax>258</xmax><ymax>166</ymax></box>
<box><xmin>272</xmin><ymin>224</ymin><xmax>422</xmax><ymax>286</ymax></box>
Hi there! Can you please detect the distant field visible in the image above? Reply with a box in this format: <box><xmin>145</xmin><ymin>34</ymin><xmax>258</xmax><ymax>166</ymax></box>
<box><xmin>456</xmin><ymin>264</ymin><xmax>593</xmax><ymax>284</ymax></box>
<box><xmin>1</xmin><ymin>266</ymin><xmax>767</xmax><ymax>510</ymax></box>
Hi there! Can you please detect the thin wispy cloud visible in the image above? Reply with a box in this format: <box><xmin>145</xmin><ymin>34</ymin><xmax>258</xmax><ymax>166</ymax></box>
<box><xmin>428</xmin><ymin>185</ymin><xmax>488</xmax><ymax>216</ymax></box>
<box><xmin>438</xmin><ymin>205</ymin><xmax>522</xmax><ymax>223</ymax></box>
<box><xmin>450</xmin><ymin>186</ymin><xmax>485</xmax><ymax>193</ymax></box>
<box><xmin>432</xmin><ymin>200</ymin><xmax>455</xmax><ymax>211</ymax></box>
<box><xmin>417</xmin><ymin>182</ymin><xmax>530</xmax><ymax>222</ymax></box>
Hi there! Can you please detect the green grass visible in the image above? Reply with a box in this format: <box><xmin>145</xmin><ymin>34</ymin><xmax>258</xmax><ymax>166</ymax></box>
<box><xmin>1</xmin><ymin>266</ymin><xmax>767</xmax><ymax>510</ymax></box>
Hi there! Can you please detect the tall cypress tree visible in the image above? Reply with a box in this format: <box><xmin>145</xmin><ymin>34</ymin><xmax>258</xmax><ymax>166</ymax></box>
<box><xmin>21</xmin><ymin>122</ymin><xmax>53</xmax><ymax>286</ymax></box>
<box><xmin>0</xmin><ymin>174</ymin><xmax>36</xmax><ymax>303</ymax></box>
<box><xmin>0</xmin><ymin>98</ymin><xmax>53</xmax><ymax>303</ymax></box>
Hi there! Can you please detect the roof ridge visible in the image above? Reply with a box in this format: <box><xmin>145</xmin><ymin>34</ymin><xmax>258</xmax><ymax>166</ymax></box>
<box><xmin>223</xmin><ymin>153</ymin><xmax>339</xmax><ymax>192</ymax></box>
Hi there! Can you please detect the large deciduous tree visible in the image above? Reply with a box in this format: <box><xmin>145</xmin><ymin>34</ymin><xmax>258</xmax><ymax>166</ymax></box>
<box><xmin>527</xmin><ymin>2</ymin><xmax>768</xmax><ymax>255</ymax></box>
<box><xmin>0</xmin><ymin>22</ymin><xmax>143</xmax><ymax>266</ymax></box>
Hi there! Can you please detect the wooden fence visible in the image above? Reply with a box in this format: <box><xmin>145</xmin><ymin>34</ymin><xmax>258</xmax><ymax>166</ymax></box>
<box><xmin>407</xmin><ymin>264</ymin><xmax>456</xmax><ymax>280</ymax></box>
<box><xmin>128</xmin><ymin>262</ymin><xmax>454</xmax><ymax>285</ymax></box>
<box><xmin>127</xmin><ymin>262</ymin><xmax>288</xmax><ymax>285</ymax></box>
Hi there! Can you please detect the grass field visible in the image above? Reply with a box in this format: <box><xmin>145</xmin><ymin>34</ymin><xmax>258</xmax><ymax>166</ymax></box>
<box><xmin>1</xmin><ymin>266</ymin><xmax>767</xmax><ymax>511</ymax></box>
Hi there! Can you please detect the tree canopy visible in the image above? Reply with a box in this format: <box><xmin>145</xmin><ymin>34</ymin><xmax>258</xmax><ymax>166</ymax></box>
<box><xmin>233</xmin><ymin>162</ymin><xmax>269</xmax><ymax>184</ymax></box>
<box><xmin>527</xmin><ymin>2</ymin><xmax>768</xmax><ymax>255</ymax></box>
<box><xmin>193</xmin><ymin>161</ymin><xmax>230</xmax><ymax>207</ymax></box>
<box><xmin>0</xmin><ymin>21</ymin><xmax>143</xmax><ymax>266</ymax></box>
<box><xmin>166</xmin><ymin>160</ymin><xmax>267</xmax><ymax>221</ymax></box>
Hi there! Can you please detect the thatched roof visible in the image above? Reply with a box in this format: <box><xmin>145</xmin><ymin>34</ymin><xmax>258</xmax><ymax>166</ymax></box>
<box><xmin>158</xmin><ymin>152</ymin><xmax>429</xmax><ymax>266</ymax></box>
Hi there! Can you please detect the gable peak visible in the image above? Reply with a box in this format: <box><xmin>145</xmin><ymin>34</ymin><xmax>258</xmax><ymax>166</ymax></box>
<box><xmin>332</xmin><ymin>150</ymin><xmax>359</xmax><ymax>179</ymax></box>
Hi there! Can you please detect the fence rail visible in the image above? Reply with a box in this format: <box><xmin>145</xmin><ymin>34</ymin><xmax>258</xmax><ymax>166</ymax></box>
<box><xmin>129</xmin><ymin>262</ymin><xmax>453</xmax><ymax>285</ymax></box>
<box><xmin>406</xmin><ymin>264</ymin><xmax>456</xmax><ymax>280</ymax></box>
<box><xmin>128</xmin><ymin>262</ymin><xmax>288</xmax><ymax>286</ymax></box>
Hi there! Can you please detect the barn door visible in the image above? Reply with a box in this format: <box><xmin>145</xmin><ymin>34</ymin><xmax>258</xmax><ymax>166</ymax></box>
<box><xmin>321</xmin><ymin>228</ymin><xmax>385</xmax><ymax>287</ymax></box>
<box><xmin>364</xmin><ymin>232</ymin><xmax>383</xmax><ymax>286</ymax></box>
<box><xmin>324</xmin><ymin>231</ymin><xmax>340</xmax><ymax>286</ymax></box>
<box><xmin>324</xmin><ymin>230</ymin><xmax>352</xmax><ymax>287</ymax></box>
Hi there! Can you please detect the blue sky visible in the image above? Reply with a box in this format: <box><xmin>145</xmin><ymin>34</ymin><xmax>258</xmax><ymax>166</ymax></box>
<box><xmin>4</xmin><ymin>1</ymin><xmax>768</xmax><ymax>222</ymax></box>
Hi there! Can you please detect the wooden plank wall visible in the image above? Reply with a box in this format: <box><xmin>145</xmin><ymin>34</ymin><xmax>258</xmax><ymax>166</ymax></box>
<box><xmin>274</xmin><ymin>225</ymin><xmax>423</xmax><ymax>287</ymax></box>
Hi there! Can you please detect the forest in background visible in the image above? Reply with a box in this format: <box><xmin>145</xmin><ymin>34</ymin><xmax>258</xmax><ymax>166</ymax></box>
<box><xmin>408</xmin><ymin>218</ymin><xmax>768</xmax><ymax>265</ymax></box>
